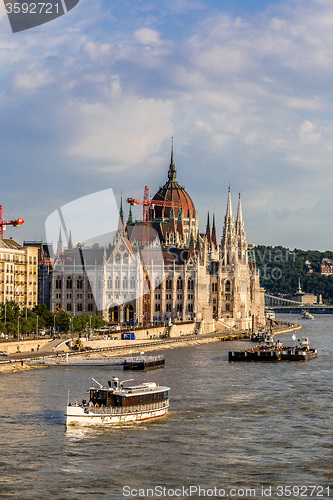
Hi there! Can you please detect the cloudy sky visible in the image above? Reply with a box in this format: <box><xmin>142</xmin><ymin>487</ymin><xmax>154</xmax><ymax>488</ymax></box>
<box><xmin>0</xmin><ymin>0</ymin><xmax>333</xmax><ymax>250</ymax></box>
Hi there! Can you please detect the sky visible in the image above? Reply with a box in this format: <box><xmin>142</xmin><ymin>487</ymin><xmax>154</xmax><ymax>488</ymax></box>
<box><xmin>0</xmin><ymin>0</ymin><xmax>333</xmax><ymax>251</ymax></box>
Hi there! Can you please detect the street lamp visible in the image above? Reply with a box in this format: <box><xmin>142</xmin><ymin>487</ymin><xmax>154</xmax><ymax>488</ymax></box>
<box><xmin>17</xmin><ymin>315</ymin><xmax>20</xmax><ymax>340</ymax></box>
<box><xmin>36</xmin><ymin>315</ymin><xmax>39</xmax><ymax>336</ymax></box>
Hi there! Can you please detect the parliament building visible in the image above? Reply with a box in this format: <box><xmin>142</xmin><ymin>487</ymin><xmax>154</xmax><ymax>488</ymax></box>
<box><xmin>51</xmin><ymin>149</ymin><xmax>265</xmax><ymax>331</ymax></box>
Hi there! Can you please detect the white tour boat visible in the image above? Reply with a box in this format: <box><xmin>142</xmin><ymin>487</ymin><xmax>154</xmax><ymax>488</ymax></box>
<box><xmin>65</xmin><ymin>376</ymin><xmax>170</xmax><ymax>426</ymax></box>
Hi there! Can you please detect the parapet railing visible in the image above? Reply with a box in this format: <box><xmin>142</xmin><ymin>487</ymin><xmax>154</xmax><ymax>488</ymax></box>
<box><xmin>82</xmin><ymin>399</ymin><xmax>169</xmax><ymax>415</ymax></box>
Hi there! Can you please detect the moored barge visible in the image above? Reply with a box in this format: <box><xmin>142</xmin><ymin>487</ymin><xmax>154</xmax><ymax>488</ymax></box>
<box><xmin>65</xmin><ymin>376</ymin><xmax>170</xmax><ymax>426</ymax></box>
<box><xmin>229</xmin><ymin>336</ymin><xmax>317</xmax><ymax>362</ymax></box>
<box><xmin>122</xmin><ymin>354</ymin><xmax>165</xmax><ymax>371</ymax></box>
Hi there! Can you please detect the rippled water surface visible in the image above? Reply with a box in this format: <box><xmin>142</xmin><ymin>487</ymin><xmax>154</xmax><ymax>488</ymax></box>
<box><xmin>1</xmin><ymin>314</ymin><xmax>333</xmax><ymax>499</ymax></box>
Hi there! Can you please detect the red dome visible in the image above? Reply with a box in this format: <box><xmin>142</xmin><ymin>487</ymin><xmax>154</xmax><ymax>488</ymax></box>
<box><xmin>152</xmin><ymin>151</ymin><xmax>196</xmax><ymax>220</ymax></box>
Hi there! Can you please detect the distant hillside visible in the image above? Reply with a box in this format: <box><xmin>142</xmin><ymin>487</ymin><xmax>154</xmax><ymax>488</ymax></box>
<box><xmin>253</xmin><ymin>245</ymin><xmax>333</xmax><ymax>304</ymax></box>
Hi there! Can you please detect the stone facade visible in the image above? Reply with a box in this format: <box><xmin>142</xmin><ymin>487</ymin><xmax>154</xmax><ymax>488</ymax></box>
<box><xmin>0</xmin><ymin>238</ymin><xmax>38</xmax><ymax>309</ymax></box>
<box><xmin>50</xmin><ymin>151</ymin><xmax>265</xmax><ymax>331</ymax></box>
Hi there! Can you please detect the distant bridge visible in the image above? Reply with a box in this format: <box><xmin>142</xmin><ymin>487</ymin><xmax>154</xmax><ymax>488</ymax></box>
<box><xmin>265</xmin><ymin>293</ymin><xmax>333</xmax><ymax>311</ymax></box>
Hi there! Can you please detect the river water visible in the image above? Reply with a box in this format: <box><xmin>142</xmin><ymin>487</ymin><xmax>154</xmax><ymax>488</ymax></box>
<box><xmin>0</xmin><ymin>314</ymin><xmax>332</xmax><ymax>500</ymax></box>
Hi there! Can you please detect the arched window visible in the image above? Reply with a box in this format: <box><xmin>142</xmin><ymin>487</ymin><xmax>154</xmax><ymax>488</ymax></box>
<box><xmin>115</xmin><ymin>253</ymin><xmax>121</xmax><ymax>264</ymax></box>
<box><xmin>123</xmin><ymin>277</ymin><xmax>128</xmax><ymax>289</ymax></box>
<box><xmin>166</xmin><ymin>278</ymin><xmax>172</xmax><ymax>290</ymax></box>
<box><xmin>66</xmin><ymin>277</ymin><xmax>72</xmax><ymax>289</ymax></box>
<box><xmin>176</xmin><ymin>277</ymin><xmax>183</xmax><ymax>290</ymax></box>
<box><xmin>225</xmin><ymin>280</ymin><xmax>231</xmax><ymax>293</ymax></box>
<box><xmin>188</xmin><ymin>278</ymin><xmax>194</xmax><ymax>290</ymax></box>
<box><xmin>115</xmin><ymin>276</ymin><xmax>120</xmax><ymax>289</ymax></box>
<box><xmin>77</xmin><ymin>277</ymin><xmax>83</xmax><ymax>289</ymax></box>
<box><xmin>108</xmin><ymin>277</ymin><xmax>112</xmax><ymax>288</ymax></box>
<box><xmin>56</xmin><ymin>278</ymin><xmax>62</xmax><ymax>289</ymax></box>
<box><xmin>130</xmin><ymin>277</ymin><xmax>136</xmax><ymax>288</ymax></box>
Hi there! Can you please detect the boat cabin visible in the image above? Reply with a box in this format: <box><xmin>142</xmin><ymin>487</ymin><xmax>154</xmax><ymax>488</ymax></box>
<box><xmin>89</xmin><ymin>377</ymin><xmax>169</xmax><ymax>408</ymax></box>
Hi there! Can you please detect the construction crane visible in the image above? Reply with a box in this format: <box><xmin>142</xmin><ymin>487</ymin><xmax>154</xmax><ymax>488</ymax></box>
<box><xmin>0</xmin><ymin>205</ymin><xmax>24</xmax><ymax>239</ymax></box>
<box><xmin>127</xmin><ymin>186</ymin><xmax>184</xmax><ymax>327</ymax></box>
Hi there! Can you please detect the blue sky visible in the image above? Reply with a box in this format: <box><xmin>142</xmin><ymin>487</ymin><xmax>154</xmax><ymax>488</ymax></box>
<box><xmin>0</xmin><ymin>0</ymin><xmax>333</xmax><ymax>250</ymax></box>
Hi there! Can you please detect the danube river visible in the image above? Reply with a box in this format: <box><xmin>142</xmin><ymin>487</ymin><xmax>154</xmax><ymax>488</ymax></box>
<box><xmin>1</xmin><ymin>314</ymin><xmax>332</xmax><ymax>499</ymax></box>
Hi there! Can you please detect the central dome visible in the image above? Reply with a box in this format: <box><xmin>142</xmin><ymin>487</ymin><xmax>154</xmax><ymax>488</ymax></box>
<box><xmin>152</xmin><ymin>148</ymin><xmax>196</xmax><ymax>220</ymax></box>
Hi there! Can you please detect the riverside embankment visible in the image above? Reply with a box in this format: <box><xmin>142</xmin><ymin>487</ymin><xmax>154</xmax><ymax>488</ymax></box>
<box><xmin>0</xmin><ymin>320</ymin><xmax>301</xmax><ymax>374</ymax></box>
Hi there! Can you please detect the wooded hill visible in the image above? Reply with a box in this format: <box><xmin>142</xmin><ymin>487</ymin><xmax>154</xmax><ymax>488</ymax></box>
<box><xmin>253</xmin><ymin>245</ymin><xmax>333</xmax><ymax>304</ymax></box>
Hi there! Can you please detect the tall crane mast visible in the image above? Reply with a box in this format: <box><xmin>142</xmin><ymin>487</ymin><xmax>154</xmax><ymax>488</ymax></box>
<box><xmin>127</xmin><ymin>186</ymin><xmax>184</xmax><ymax>327</ymax></box>
<box><xmin>0</xmin><ymin>205</ymin><xmax>25</xmax><ymax>239</ymax></box>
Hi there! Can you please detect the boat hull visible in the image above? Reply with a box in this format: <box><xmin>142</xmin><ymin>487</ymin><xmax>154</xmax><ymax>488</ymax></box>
<box><xmin>123</xmin><ymin>359</ymin><xmax>165</xmax><ymax>370</ymax></box>
<box><xmin>229</xmin><ymin>348</ymin><xmax>317</xmax><ymax>362</ymax></box>
<box><xmin>65</xmin><ymin>404</ymin><xmax>169</xmax><ymax>426</ymax></box>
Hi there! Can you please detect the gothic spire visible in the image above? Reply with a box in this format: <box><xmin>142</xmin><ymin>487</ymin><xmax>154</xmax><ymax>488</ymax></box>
<box><xmin>57</xmin><ymin>227</ymin><xmax>63</xmax><ymax>256</ymax></box>
<box><xmin>226</xmin><ymin>185</ymin><xmax>233</xmax><ymax>220</ymax></box>
<box><xmin>211</xmin><ymin>214</ymin><xmax>217</xmax><ymax>248</ymax></box>
<box><xmin>177</xmin><ymin>208</ymin><xmax>184</xmax><ymax>239</ymax></box>
<box><xmin>120</xmin><ymin>195</ymin><xmax>124</xmax><ymax>222</ymax></box>
<box><xmin>235</xmin><ymin>193</ymin><xmax>247</xmax><ymax>264</ymax></box>
<box><xmin>196</xmin><ymin>231</ymin><xmax>201</xmax><ymax>250</ymax></box>
<box><xmin>236</xmin><ymin>193</ymin><xmax>244</xmax><ymax>229</ymax></box>
<box><xmin>188</xmin><ymin>229</ymin><xmax>196</xmax><ymax>259</ymax></box>
<box><xmin>117</xmin><ymin>195</ymin><xmax>125</xmax><ymax>233</ymax></box>
<box><xmin>221</xmin><ymin>186</ymin><xmax>236</xmax><ymax>265</ymax></box>
<box><xmin>127</xmin><ymin>204</ymin><xmax>133</xmax><ymax>224</ymax></box>
<box><xmin>168</xmin><ymin>137</ymin><xmax>177</xmax><ymax>182</ymax></box>
<box><xmin>68</xmin><ymin>229</ymin><xmax>73</xmax><ymax>249</ymax></box>
<box><xmin>206</xmin><ymin>212</ymin><xmax>211</xmax><ymax>245</ymax></box>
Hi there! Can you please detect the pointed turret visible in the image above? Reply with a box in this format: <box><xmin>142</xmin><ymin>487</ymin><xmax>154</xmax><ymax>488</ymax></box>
<box><xmin>168</xmin><ymin>190</ymin><xmax>176</xmax><ymax>235</ymax></box>
<box><xmin>188</xmin><ymin>229</ymin><xmax>195</xmax><ymax>259</ymax></box>
<box><xmin>206</xmin><ymin>212</ymin><xmax>211</xmax><ymax>245</ymax></box>
<box><xmin>195</xmin><ymin>231</ymin><xmax>201</xmax><ymax>259</ymax></box>
<box><xmin>236</xmin><ymin>193</ymin><xmax>244</xmax><ymax>234</ymax></box>
<box><xmin>68</xmin><ymin>229</ymin><xmax>73</xmax><ymax>249</ymax></box>
<box><xmin>221</xmin><ymin>186</ymin><xmax>236</xmax><ymax>266</ymax></box>
<box><xmin>226</xmin><ymin>185</ymin><xmax>233</xmax><ymax>220</ymax></box>
<box><xmin>168</xmin><ymin>138</ymin><xmax>177</xmax><ymax>182</ymax></box>
<box><xmin>127</xmin><ymin>204</ymin><xmax>133</xmax><ymax>224</ymax></box>
<box><xmin>235</xmin><ymin>193</ymin><xmax>247</xmax><ymax>263</ymax></box>
<box><xmin>211</xmin><ymin>214</ymin><xmax>217</xmax><ymax>248</ymax></box>
<box><xmin>177</xmin><ymin>208</ymin><xmax>184</xmax><ymax>239</ymax></box>
<box><xmin>57</xmin><ymin>227</ymin><xmax>63</xmax><ymax>256</ymax></box>
<box><xmin>117</xmin><ymin>196</ymin><xmax>125</xmax><ymax>233</ymax></box>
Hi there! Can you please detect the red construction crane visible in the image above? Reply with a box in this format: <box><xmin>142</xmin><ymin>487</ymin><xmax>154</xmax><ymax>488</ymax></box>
<box><xmin>127</xmin><ymin>186</ymin><xmax>184</xmax><ymax>327</ymax></box>
<box><xmin>0</xmin><ymin>205</ymin><xmax>24</xmax><ymax>239</ymax></box>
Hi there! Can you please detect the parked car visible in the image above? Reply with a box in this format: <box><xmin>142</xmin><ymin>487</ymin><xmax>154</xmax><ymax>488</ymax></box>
<box><xmin>0</xmin><ymin>350</ymin><xmax>9</xmax><ymax>356</ymax></box>
<box><xmin>81</xmin><ymin>346</ymin><xmax>93</xmax><ymax>351</ymax></box>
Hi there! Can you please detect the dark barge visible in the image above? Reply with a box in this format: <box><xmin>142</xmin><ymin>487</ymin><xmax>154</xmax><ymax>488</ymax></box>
<box><xmin>122</xmin><ymin>354</ymin><xmax>165</xmax><ymax>371</ymax></box>
<box><xmin>229</xmin><ymin>336</ymin><xmax>317</xmax><ymax>362</ymax></box>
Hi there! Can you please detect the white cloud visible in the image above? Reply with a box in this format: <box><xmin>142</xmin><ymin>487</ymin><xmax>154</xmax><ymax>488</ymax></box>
<box><xmin>299</xmin><ymin>121</ymin><xmax>321</xmax><ymax>144</ymax></box>
<box><xmin>134</xmin><ymin>28</ymin><xmax>162</xmax><ymax>46</ymax></box>
<box><xmin>69</xmin><ymin>96</ymin><xmax>174</xmax><ymax>166</ymax></box>
<box><xmin>13</xmin><ymin>63</ymin><xmax>53</xmax><ymax>91</ymax></box>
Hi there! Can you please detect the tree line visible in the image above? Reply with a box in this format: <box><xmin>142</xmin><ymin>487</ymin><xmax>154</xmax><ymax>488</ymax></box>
<box><xmin>254</xmin><ymin>245</ymin><xmax>333</xmax><ymax>304</ymax></box>
<box><xmin>0</xmin><ymin>302</ymin><xmax>105</xmax><ymax>337</ymax></box>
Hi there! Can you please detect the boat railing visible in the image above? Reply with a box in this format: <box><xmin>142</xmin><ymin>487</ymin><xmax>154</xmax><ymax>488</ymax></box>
<box><xmin>84</xmin><ymin>399</ymin><xmax>169</xmax><ymax>415</ymax></box>
<box><xmin>123</xmin><ymin>355</ymin><xmax>164</xmax><ymax>363</ymax></box>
